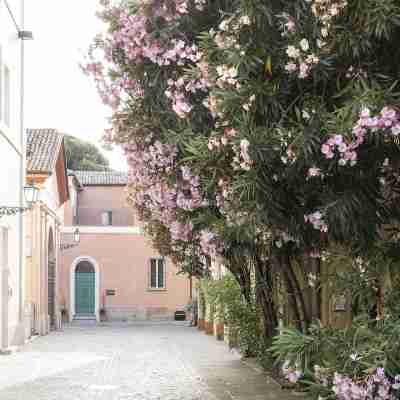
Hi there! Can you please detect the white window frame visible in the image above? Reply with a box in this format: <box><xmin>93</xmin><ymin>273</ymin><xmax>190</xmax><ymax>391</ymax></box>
<box><xmin>149</xmin><ymin>258</ymin><xmax>166</xmax><ymax>290</ymax></box>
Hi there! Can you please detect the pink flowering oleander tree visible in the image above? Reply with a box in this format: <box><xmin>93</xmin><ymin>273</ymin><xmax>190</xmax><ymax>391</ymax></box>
<box><xmin>85</xmin><ymin>0</ymin><xmax>400</xmax><ymax>392</ymax></box>
<box><xmin>83</xmin><ymin>0</ymin><xmax>263</xmax><ymax>315</ymax></box>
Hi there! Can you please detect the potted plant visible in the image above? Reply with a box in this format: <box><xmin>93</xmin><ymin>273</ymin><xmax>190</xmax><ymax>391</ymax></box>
<box><xmin>99</xmin><ymin>307</ymin><xmax>107</xmax><ymax>322</ymax></box>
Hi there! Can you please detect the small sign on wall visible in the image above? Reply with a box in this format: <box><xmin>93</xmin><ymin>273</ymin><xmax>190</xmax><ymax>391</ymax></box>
<box><xmin>106</xmin><ymin>289</ymin><xmax>116</xmax><ymax>296</ymax></box>
<box><xmin>334</xmin><ymin>294</ymin><xmax>347</xmax><ymax>312</ymax></box>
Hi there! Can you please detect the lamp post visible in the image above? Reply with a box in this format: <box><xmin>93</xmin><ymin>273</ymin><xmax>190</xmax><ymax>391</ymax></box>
<box><xmin>0</xmin><ymin>185</ymin><xmax>39</xmax><ymax>218</ymax></box>
<box><xmin>60</xmin><ymin>228</ymin><xmax>80</xmax><ymax>251</ymax></box>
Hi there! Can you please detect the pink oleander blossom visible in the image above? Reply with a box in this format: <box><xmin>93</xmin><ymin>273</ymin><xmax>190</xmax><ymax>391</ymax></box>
<box><xmin>282</xmin><ymin>361</ymin><xmax>302</xmax><ymax>384</ymax></box>
<box><xmin>304</xmin><ymin>210</ymin><xmax>328</xmax><ymax>232</ymax></box>
<box><xmin>321</xmin><ymin>106</ymin><xmax>400</xmax><ymax>166</ymax></box>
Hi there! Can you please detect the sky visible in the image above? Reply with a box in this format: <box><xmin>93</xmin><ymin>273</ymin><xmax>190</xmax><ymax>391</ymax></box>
<box><xmin>25</xmin><ymin>0</ymin><xmax>127</xmax><ymax>171</ymax></box>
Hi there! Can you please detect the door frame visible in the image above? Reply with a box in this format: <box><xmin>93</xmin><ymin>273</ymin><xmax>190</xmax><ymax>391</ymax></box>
<box><xmin>70</xmin><ymin>256</ymin><xmax>100</xmax><ymax>322</ymax></box>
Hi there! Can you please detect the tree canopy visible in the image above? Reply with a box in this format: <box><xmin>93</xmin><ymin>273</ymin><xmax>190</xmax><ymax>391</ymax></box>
<box><xmin>64</xmin><ymin>135</ymin><xmax>110</xmax><ymax>171</ymax></box>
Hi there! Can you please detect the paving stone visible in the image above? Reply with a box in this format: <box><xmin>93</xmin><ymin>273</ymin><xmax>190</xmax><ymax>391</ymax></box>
<box><xmin>0</xmin><ymin>323</ymin><xmax>300</xmax><ymax>400</ymax></box>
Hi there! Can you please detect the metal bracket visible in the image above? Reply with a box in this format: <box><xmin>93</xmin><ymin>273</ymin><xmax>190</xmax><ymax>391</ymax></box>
<box><xmin>60</xmin><ymin>243</ymin><xmax>79</xmax><ymax>251</ymax></box>
<box><xmin>0</xmin><ymin>207</ymin><xmax>29</xmax><ymax>218</ymax></box>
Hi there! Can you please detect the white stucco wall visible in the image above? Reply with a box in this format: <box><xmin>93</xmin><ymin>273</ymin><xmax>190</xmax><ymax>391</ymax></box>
<box><xmin>0</xmin><ymin>0</ymin><xmax>25</xmax><ymax>349</ymax></box>
<box><xmin>42</xmin><ymin>173</ymin><xmax>65</xmax><ymax>221</ymax></box>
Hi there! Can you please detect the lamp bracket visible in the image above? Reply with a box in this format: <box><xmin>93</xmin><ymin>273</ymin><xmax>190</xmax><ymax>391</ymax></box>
<box><xmin>60</xmin><ymin>242</ymin><xmax>79</xmax><ymax>251</ymax></box>
<box><xmin>0</xmin><ymin>207</ymin><xmax>29</xmax><ymax>218</ymax></box>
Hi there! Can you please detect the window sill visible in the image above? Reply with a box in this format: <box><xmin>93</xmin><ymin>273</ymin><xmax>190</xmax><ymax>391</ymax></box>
<box><xmin>147</xmin><ymin>288</ymin><xmax>167</xmax><ymax>292</ymax></box>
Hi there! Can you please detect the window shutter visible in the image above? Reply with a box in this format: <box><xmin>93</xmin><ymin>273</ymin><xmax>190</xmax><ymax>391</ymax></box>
<box><xmin>150</xmin><ymin>259</ymin><xmax>157</xmax><ymax>288</ymax></box>
<box><xmin>157</xmin><ymin>259</ymin><xmax>165</xmax><ymax>288</ymax></box>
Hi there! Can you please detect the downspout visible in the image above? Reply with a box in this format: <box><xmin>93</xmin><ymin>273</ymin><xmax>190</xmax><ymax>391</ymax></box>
<box><xmin>18</xmin><ymin>0</ymin><xmax>26</xmax><ymax>325</ymax></box>
<box><xmin>38</xmin><ymin>206</ymin><xmax>43</xmax><ymax>333</ymax></box>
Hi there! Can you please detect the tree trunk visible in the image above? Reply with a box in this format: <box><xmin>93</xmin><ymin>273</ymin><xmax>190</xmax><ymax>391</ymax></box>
<box><xmin>254</xmin><ymin>255</ymin><xmax>278</xmax><ymax>341</ymax></box>
<box><xmin>302</xmin><ymin>254</ymin><xmax>322</xmax><ymax>322</ymax></box>
<box><xmin>282</xmin><ymin>254</ymin><xmax>311</xmax><ymax>332</ymax></box>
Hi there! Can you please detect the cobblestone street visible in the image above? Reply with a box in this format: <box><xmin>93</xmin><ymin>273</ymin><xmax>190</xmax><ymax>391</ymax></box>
<box><xmin>0</xmin><ymin>322</ymin><xmax>298</xmax><ymax>400</ymax></box>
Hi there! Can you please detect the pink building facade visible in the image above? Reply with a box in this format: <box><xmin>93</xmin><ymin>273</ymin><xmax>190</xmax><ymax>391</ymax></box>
<box><xmin>60</xmin><ymin>171</ymin><xmax>191</xmax><ymax>322</ymax></box>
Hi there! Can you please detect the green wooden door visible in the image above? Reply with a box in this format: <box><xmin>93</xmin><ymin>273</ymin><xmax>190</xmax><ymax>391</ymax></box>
<box><xmin>75</xmin><ymin>272</ymin><xmax>95</xmax><ymax>315</ymax></box>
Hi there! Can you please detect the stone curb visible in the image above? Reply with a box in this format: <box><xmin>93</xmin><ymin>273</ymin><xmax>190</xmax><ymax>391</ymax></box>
<box><xmin>240</xmin><ymin>357</ymin><xmax>308</xmax><ymax>398</ymax></box>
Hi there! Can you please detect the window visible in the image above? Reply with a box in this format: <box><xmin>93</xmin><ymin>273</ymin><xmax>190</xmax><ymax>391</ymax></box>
<box><xmin>149</xmin><ymin>258</ymin><xmax>166</xmax><ymax>289</ymax></box>
<box><xmin>101</xmin><ymin>211</ymin><xmax>112</xmax><ymax>226</ymax></box>
<box><xmin>4</xmin><ymin>66</ymin><xmax>10</xmax><ymax>127</ymax></box>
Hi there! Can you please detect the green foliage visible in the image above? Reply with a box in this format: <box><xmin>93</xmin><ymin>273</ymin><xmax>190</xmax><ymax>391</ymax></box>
<box><xmin>200</xmin><ymin>275</ymin><xmax>262</xmax><ymax>357</ymax></box>
<box><xmin>64</xmin><ymin>135</ymin><xmax>110</xmax><ymax>171</ymax></box>
<box><xmin>271</xmin><ymin>316</ymin><xmax>400</xmax><ymax>397</ymax></box>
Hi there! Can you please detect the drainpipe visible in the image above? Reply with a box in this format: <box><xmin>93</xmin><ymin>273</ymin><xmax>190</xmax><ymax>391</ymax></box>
<box><xmin>18</xmin><ymin>0</ymin><xmax>26</xmax><ymax>329</ymax></box>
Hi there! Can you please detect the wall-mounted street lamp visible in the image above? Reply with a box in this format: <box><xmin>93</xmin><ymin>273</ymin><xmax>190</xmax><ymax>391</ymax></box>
<box><xmin>4</xmin><ymin>0</ymin><xmax>33</xmax><ymax>41</ymax></box>
<box><xmin>24</xmin><ymin>185</ymin><xmax>40</xmax><ymax>204</ymax></box>
<box><xmin>0</xmin><ymin>185</ymin><xmax>40</xmax><ymax>218</ymax></box>
<box><xmin>60</xmin><ymin>228</ymin><xmax>80</xmax><ymax>251</ymax></box>
<box><xmin>18</xmin><ymin>31</ymin><xmax>34</xmax><ymax>40</ymax></box>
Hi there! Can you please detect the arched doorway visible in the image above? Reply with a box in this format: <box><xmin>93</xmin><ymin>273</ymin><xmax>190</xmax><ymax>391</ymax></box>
<box><xmin>48</xmin><ymin>228</ymin><xmax>56</xmax><ymax>329</ymax></box>
<box><xmin>74</xmin><ymin>260</ymin><xmax>96</xmax><ymax>316</ymax></box>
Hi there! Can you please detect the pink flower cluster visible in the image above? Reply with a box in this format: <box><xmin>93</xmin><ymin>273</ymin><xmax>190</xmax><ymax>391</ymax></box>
<box><xmin>112</xmin><ymin>11</ymin><xmax>202</xmax><ymax>66</ymax></box>
<box><xmin>199</xmin><ymin>230</ymin><xmax>221</xmax><ymax>257</ymax></box>
<box><xmin>304</xmin><ymin>211</ymin><xmax>328</xmax><ymax>232</ymax></box>
<box><xmin>215</xmin><ymin>178</ymin><xmax>232</xmax><ymax>213</ymax></box>
<box><xmin>207</xmin><ymin>128</ymin><xmax>237</xmax><ymax>151</ymax></box>
<box><xmin>310</xmin><ymin>0</ymin><xmax>348</xmax><ymax>30</ymax></box>
<box><xmin>283</xmin><ymin>0</ymin><xmax>347</xmax><ymax>79</ymax></box>
<box><xmin>279</xmin><ymin>13</ymin><xmax>296</xmax><ymax>36</ymax></box>
<box><xmin>307</xmin><ymin>166</ymin><xmax>323</xmax><ymax>178</ymax></box>
<box><xmin>321</xmin><ymin>107</ymin><xmax>400</xmax><ymax>166</ymax></box>
<box><xmin>232</xmin><ymin>139</ymin><xmax>253</xmax><ymax>171</ymax></box>
<box><xmin>282</xmin><ymin>361</ymin><xmax>303</xmax><ymax>384</ymax></box>
<box><xmin>285</xmin><ymin>41</ymin><xmax>320</xmax><ymax>79</ymax></box>
<box><xmin>333</xmin><ymin>368</ymin><xmax>400</xmax><ymax>400</ymax></box>
<box><xmin>321</xmin><ymin>134</ymin><xmax>357</xmax><ymax>166</ymax></box>
<box><xmin>216</xmin><ymin>65</ymin><xmax>240</xmax><ymax>88</ymax></box>
<box><xmin>176</xmin><ymin>166</ymin><xmax>204</xmax><ymax>211</ymax></box>
<box><xmin>96</xmin><ymin>2</ymin><xmax>203</xmax><ymax>70</ymax></box>
<box><xmin>203</xmin><ymin>94</ymin><xmax>224</xmax><ymax>119</ymax></box>
<box><xmin>82</xmin><ymin>57</ymin><xmax>145</xmax><ymax>110</ymax></box>
<box><xmin>165</xmin><ymin>74</ymin><xmax>210</xmax><ymax>118</ymax></box>
<box><xmin>170</xmin><ymin>221</ymin><xmax>194</xmax><ymax>242</ymax></box>
<box><xmin>212</xmin><ymin>14</ymin><xmax>251</xmax><ymax>51</ymax></box>
<box><xmin>123</xmin><ymin>139</ymin><xmax>206</xmax><ymax>248</ymax></box>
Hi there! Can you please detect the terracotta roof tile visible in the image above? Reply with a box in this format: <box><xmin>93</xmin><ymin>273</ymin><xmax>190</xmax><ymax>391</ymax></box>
<box><xmin>73</xmin><ymin>170</ymin><xmax>128</xmax><ymax>186</ymax></box>
<box><xmin>26</xmin><ymin>129</ymin><xmax>64</xmax><ymax>174</ymax></box>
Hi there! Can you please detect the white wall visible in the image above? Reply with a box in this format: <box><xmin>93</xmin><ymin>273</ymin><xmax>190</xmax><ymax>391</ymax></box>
<box><xmin>0</xmin><ymin>0</ymin><xmax>25</xmax><ymax>348</ymax></box>
<box><xmin>42</xmin><ymin>174</ymin><xmax>60</xmax><ymax>214</ymax></box>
